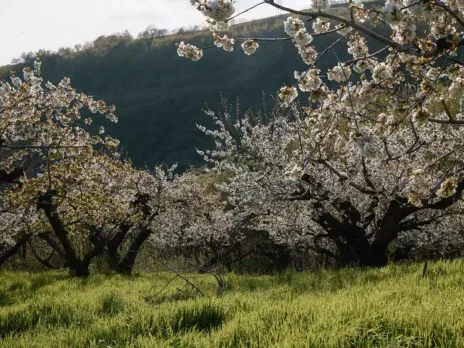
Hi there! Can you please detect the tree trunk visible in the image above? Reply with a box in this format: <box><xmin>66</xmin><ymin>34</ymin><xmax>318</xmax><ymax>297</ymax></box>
<box><xmin>106</xmin><ymin>224</ymin><xmax>131</xmax><ymax>272</ymax></box>
<box><xmin>38</xmin><ymin>191</ymin><xmax>91</xmax><ymax>277</ymax></box>
<box><xmin>44</xmin><ymin>210</ymin><xmax>89</xmax><ymax>276</ymax></box>
<box><xmin>70</xmin><ymin>265</ymin><xmax>90</xmax><ymax>277</ymax></box>
<box><xmin>333</xmin><ymin>239</ymin><xmax>389</xmax><ymax>268</ymax></box>
<box><xmin>0</xmin><ymin>234</ymin><xmax>32</xmax><ymax>267</ymax></box>
<box><xmin>367</xmin><ymin>241</ymin><xmax>389</xmax><ymax>267</ymax></box>
<box><xmin>316</xmin><ymin>212</ymin><xmax>371</xmax><ymax>267</ymax></box>
<box><xmin>329</xmin><ymin>199</ymin><xmax>415</xmax><ymax>268</ymax></box>
<box><xmin>274</xmin><ymin>245</ymin><xmax>292</xmax><ymax>272</ymax></box>
<box><xmin>199</xmin><ymin>243</ymin><xmax>239</xmax><ymax>273</ymax></box>
<box><xmin>29</xmin><ymin>244</ymin><xmax>58</xmax><ymax>270</ymax></box>
<box><xmin>118</xmin><ymin>228</ymin><xmax>152</xmax><ymax>274</ymax></box>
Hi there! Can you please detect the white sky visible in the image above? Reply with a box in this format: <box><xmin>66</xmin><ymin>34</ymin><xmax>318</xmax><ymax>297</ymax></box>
<box><xmin>1</xmin><ymin>0</ymin><xmax>310</xmax><ymax>66</ymax></box>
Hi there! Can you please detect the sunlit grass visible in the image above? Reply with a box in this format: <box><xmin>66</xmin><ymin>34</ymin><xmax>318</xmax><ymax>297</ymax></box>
<box><xmin>0</xmin><ymin>260</ymin><xmax>463</xmax><ymax>347</ymax></box>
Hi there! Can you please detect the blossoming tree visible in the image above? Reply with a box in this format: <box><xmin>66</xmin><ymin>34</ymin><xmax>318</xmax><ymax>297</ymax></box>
<box><xmin>0</xmin><ymin>63</ymin><xmax>179</xmax><ymax>275</ymax></box>
<box><xmin>0</xmin><ymin>62</ymin><xmax>116</xmax><ymax>268</ymax></box>
<box><xmin>181</xmin><ymin>0</ymin><xmax>464</xmax><ymax>266</ymax></box>
<box><xmin>152</xmin><ymin>169</ymin><xmax>267</xmax><ymax>271</ymax></box>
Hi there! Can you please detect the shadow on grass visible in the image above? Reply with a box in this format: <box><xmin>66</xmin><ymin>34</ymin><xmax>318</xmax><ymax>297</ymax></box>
<box><xmin>91</xmin><ymin>302</ymin><xmax>226</xmax><ymax>346</ymax></box>
<box><xmin>0</xmin><ymin>302</ymin><xmax>88</xmax><ymax>338</ymax></box>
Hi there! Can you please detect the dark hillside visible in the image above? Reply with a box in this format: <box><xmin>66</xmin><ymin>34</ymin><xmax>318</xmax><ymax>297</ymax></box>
<box><xmin>1</xmin><ymin>3</ymin><xmax>386</xmax><ymax>169</ymax></box>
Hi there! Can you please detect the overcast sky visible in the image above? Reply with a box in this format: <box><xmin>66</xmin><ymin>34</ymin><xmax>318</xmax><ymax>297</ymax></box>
<box><xmin>1</xmin><ymin>0</ymin><xmax>310</xmax><ymax>66</ymax></box>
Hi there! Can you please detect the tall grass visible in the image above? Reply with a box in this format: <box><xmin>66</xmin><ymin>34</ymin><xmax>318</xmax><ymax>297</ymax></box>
<box><xmin>0</xmin><ymin>260</ymin><xmax>463</xmax><ymax>347</ymax></box>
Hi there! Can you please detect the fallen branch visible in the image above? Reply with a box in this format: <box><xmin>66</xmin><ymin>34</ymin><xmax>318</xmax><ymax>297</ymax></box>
<box><xmin>151</xmin><ymin>256</ymin><xmax>205</xmax><ymax>297</ymax></box>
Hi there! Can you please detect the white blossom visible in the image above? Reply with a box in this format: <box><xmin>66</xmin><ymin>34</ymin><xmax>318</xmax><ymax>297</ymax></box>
<box><xmin>241</xmin><ymin>40</ymin><xmax>259</xmax><ymax>55</ymax></box>
<box><xmin>176</xmin><ymin>42</ymin><xmax>203</xmax><ymax>61</ymax></box>
<box><xmin>328</xmin><ymin>64</ymin><xmax>351</xmax><ymax>82</ymax></box>
<box><xmin>294</xmin><ymin>29</ymin><xmax>313</xmax><ymax>46</ymax></box>
<box><xmin>279</xmin><ymin>86</ymin><xmax>298</xmax><ymax>104</ymax></box>
<box><xmin>213</xmin><ymin>33</ymin><xmax>235</xmax><ymax>52</ymax></box>
<box><xmin>284</xmin><ymin>17</ymin><xmax>306</xmax><ymax>37</ymax></box>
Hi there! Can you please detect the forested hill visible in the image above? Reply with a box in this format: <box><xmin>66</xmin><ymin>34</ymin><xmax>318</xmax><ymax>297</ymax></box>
<box><xmin>0</xmin><ymin>3</ymin><xmax>384</xmax><ymax>170</ymax></box>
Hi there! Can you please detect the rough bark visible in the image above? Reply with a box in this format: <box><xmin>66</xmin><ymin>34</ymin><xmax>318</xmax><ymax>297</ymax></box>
<box><xmin>37</xmin><ymin>190</ymin><xmax>105</xmax><ymax>277</ymax></box>
<box><xmin>118</xmin><ymin>227</ymin><xmax>152</xmax><ymax>274</ymax></box>
<box><xmin>106</xmin><ymin>224</ymin><xmax>131</xmax><ymax>272</ymax></box>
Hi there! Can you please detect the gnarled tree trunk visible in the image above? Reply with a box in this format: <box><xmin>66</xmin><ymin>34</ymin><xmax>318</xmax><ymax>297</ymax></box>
<box><xmin>37</xmin><ymin>190</ymin><xmax>105</xmax><ymax>277</ymax></box>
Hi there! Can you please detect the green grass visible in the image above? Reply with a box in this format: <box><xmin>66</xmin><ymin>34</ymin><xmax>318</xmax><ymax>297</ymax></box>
<box><xmin>0</xmin><ymin>260</ymin><xmax>464</xmax><ymax>347</ymax></box>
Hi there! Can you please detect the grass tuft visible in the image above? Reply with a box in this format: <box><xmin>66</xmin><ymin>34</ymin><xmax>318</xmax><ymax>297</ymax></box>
<box><xmin>99</xmin><ymin>294</ymin><xmax>125</xmax><ymax>316</ymax></box>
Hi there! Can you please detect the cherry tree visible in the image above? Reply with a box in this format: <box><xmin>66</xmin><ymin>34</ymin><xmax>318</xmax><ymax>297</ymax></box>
<box><xmin>85</xmin><ymin>165</ymin><xmax>182</xmax><ymax>274</ymax></box>
<box><xmin>0</xmin><ymin>62</ymin><xmax>120</xmax><ymax>270</ymax></box>
<box><xmin>177</xmin><ymin>0</ymin><xmax>464</xmax><ymax>266</ymax></box>
<box><xmin>151</xmin><ymin>169</ymin><xmax>267</xmax><ymax>271</ymax></box>
<box><xmin>183</xmin><ymin>1</ymin><xmax>464</xmax><ymax>124</ymax></box>
<box><xmin>0</xmin><ymin>63</ymin><xmax>167</xmax><ymax>275</ymax></box>
<box><xmin>0</xmin><ymin>63</ymin><xmax>241</xmax><ymax>274</ymax></box>
<box><xmin>195</xmin><ymin>98</ymin><xmax>464</xmax><ymax>266</ymax></box>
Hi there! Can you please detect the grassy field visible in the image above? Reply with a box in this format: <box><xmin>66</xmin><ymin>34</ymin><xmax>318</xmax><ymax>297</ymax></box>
<box><xmin>0</xmin><ymin>260</ymin><xmax>463</xmax><ymax>347</ymax></box>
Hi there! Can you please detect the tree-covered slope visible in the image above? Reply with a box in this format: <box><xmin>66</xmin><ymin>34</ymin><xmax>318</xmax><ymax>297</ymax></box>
<box><xmin>0</xmin><ymin>4</ymin><xmax>385</xmax><ymax>169</ymax></box>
